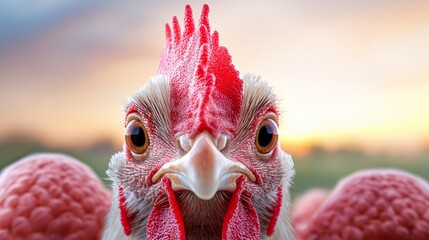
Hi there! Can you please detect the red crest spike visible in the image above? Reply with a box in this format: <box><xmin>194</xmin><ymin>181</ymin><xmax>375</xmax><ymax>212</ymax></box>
<box><xmin>183</xmin><ymin>5</ymin><xmax>195</xmax><ymax>40</ymax></box>
<box><xmin>158</xmin><ymin>4</ymin><xmax>243</xmax><ymax>138</ymax></box>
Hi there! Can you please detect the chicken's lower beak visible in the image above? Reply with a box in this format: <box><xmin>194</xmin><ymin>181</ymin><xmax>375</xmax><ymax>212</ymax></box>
<box><xmin>152</xmin><ymin>132</ymin><xmax>256</xmax><ymax>200</ymax></box>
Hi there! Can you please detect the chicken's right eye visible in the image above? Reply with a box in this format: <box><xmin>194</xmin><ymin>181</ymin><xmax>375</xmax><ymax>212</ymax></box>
<box><xmin>125</xmin><ymin>119</ymin><xmax>149</xmax><ymax>155</ymax></box>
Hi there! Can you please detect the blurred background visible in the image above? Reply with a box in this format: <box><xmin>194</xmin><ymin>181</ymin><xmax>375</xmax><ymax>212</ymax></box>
<box><xmin>1</xmin><ymin>0</ymin><xmax>428</xmax><ymax>198</ymax></box>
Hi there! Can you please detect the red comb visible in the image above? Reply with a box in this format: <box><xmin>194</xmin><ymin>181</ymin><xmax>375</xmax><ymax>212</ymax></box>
<box><xmin>158</xmin><ymin>4</ymin><xmax>243</xmax><ymax>138</ymax></box>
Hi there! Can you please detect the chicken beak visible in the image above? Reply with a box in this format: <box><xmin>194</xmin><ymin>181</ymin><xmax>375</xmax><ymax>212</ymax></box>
<box><xmin>151</xmin><ymin>132</ymin><xmax>256</xmax><ymax>200</ymax></box>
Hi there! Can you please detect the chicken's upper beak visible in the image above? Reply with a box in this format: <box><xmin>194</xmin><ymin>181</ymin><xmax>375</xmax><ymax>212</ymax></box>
<box><xmin>152</xmin><ymin>132</ymin><xmax>256</xmax><ymax>200</ymax></box>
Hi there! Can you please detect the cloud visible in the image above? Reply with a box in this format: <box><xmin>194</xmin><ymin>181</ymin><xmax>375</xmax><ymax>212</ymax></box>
<box><xmin>0</xmin><ymin>1</ymin><xmax>109</xmax><ymax>51</ymax></box>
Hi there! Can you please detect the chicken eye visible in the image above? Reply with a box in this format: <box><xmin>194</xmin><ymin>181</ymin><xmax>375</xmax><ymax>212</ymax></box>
<box><xmin>255</xmin><ymin>118</ymin><xmax>278</xmax><ymax>154</ymax></box>
<box><xmin>125</xmin><ymin>119</ymin><xmax>149</xmax><ymax>155</ymax></box>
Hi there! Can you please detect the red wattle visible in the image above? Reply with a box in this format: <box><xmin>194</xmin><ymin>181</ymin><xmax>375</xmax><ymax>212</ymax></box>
<box><xmin>146</xmin><ymin>178</ymin><xmax>186</xmax><ymax>240</ymax></box>
<box><xmin>222</xmin><ymin>177</ymin><xmax>260</xmax><ymax>240</ymax></box>
<box><xmin>118</xmin><ymin>186</ymin><xmax>133</xmax><ymax>236</ymax></box>
<box><xmin>266</xmin><ymin>184</ymin><xmax>283</xmax><ymax>236</ymax></box>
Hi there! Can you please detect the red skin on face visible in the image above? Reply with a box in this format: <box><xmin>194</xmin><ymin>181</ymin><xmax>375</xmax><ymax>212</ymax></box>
<box><xmin>0</xmin><ymin>154</ymin><xmax>111</xmax><ymax>240</ymax></box>
<box><xmin>293</xmin><ymin>169</ymin><xmax>429</xmax><ymax>240</ymax></box>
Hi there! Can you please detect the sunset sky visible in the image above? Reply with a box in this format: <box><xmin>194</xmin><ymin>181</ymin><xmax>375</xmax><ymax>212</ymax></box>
<box><xmin>1</xmin><ymin>0</ymin><xmax>428</xmax><ymax>156</ymax></box>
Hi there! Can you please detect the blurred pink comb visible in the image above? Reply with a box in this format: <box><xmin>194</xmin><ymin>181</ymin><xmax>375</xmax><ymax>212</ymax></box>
<box><xmin>293</xmin><ymin>169</ymin><xmax>429</xmax><ymax>240</ymax></box>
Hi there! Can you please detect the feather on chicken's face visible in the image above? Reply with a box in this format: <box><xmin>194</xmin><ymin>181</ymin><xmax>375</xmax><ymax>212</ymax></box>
<box><xmin>105</xmin><ymin>5</ymin><xmax>294</xmax><ymax>240</ymax></box>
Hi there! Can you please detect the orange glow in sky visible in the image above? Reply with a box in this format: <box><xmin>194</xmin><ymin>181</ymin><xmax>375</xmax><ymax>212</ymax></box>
<box><xmin>0</xmin><ymin>1</ymin><xmax>428</xmax><ymax>156</ymax></box>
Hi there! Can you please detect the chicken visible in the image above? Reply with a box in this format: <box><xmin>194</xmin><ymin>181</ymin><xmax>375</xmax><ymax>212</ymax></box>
<box><xmin>0</xmin><ymin>154</ymin><xmax>111</xmax><ymax>239</ymax></box>
<box><xmin>293</xmin><ymin>169</ymin><xmax>429</xmax><ymax>240</ymax></box>
<box><xmin>102</xmin><ymin>4</ymin><xmax>295</xmax><ymax>240</ymax></box>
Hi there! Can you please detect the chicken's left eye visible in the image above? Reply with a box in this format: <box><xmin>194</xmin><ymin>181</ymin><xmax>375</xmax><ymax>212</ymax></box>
<box><xmin>255</xmin><ymin>118</ymin><xmax>278</xmax><ymax>154</ymax></box>
<box><xmin>125</xmin><ymin>119</ymin><xmax>149</xmax><ymax>155</ymax></box>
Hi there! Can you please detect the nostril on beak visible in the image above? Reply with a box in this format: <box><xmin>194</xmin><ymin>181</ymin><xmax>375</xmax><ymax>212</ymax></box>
<box><xmin>217</xmin><ymin>134</ymin><xmax>228</xmax><ymax>151</ymax></box>
<box><xmin>178</xmin><ymin>135</ymin><xmax>192</xmax><ymax>153</ymax></box>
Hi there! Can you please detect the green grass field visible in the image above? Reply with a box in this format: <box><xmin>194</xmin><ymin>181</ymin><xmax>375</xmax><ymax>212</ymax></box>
<box><xmin>292</xmin><ymin>148</ymin><xmax>429</xmax><ymax>197</ymax></box>
<box><xmin>1</xmin><ymin>139</ymin><xmax>428</xmax><ymax>199</ymax></box>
